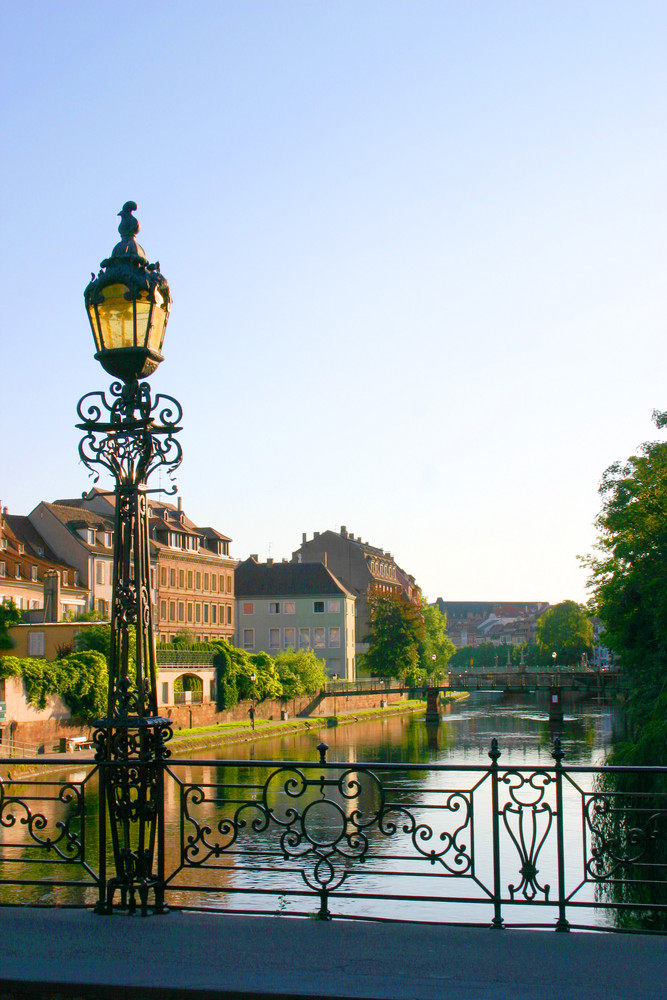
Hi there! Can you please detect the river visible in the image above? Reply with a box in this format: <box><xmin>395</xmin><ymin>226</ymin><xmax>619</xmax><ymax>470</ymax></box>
<box><xmin>2</xmin><ymin>692</ymin><xmax>636</xmax><ymax>927</ymax></box>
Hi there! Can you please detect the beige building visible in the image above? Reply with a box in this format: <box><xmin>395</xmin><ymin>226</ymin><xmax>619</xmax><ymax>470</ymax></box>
<box><xmin>0</xmin><ymin>506</ymin><xmax>88</xmax><ymax>619</ymax></box>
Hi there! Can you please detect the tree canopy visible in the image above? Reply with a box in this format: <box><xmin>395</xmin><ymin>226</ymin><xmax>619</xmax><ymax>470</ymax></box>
<box><xmin>0</xmin><ymin>598</ymin><xmax>21</xmax><ymax>650</ymax></box>
<box><xmin>364</xmin><ymin>590</ymin><xmax>425</xmax><ymax>682</ymax></box>
<box><xmin>586</xmin><ymin>411</ymin><xmax>667</xmax><ymax>753</ymax></box>
<box><xmin>535</xmin><ymin>601</ymin><xmax>592</xmax><ymax>664</ymax></box>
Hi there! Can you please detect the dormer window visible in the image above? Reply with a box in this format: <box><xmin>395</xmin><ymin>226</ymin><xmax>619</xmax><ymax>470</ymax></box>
<box><xmin>62</xmin><ymin>570</ymin><xmax>69</xmax><ymax>586</ymax></box>
<box><xmin>15</xmin><ymin>565</ymin><xmax>21</xmax><ymax>579</ymax></box>
<box><xmin>17</xmin><ymin>543</ymin><xmax>24</xmax><ymax>555</ymax></box>
<box><xmin>104</xmin><ymin>532</ymin><xmax>112</xmax><ymax>547</ymax></box>
<box><xmin>88</xmin><ymin>529</ymin><xmax>95</xmax><ymax>544</ymax></box>
<box><xmin>31</xmin><ymin>566</ymin><xmax>38</xmax><ymax>582</ymax></box>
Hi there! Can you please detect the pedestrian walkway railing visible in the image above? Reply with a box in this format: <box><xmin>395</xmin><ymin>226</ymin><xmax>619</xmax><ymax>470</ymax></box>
<box><xmin>0</xmin><ymin>741</ymin><xmax>665</xmax><ymax>932</ymax></box>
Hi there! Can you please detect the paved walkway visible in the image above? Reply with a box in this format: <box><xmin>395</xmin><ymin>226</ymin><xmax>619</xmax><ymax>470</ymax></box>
<box><xmin>0</xmin><ymin>908</ymin><xmax>664</xmax><ymax>999</ymax></box>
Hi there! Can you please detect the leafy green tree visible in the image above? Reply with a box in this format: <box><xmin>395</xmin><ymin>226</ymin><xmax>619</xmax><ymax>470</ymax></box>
<box><xmin>586</xmin><ymin>411</ymin><xmax>667</xmax><ymax>749</ymax></box>
<box><xmin>0</xmin><ymin>598</ymin><xmax>21</xmax><ymax>649</ymax></box>
<box><xmin>364</xmin><ymin>590</ymin><xmax>426</xmax><ymax>682</ymax></box>
<box><xmin>535</xmin><ymin>601</ymin><xmax>592</xmax><ymax>664</ymax></box>
<box><xmin>419</xmin><ymin>601</ymin><xmax>455</xmax><ymax>674</ymax></box>
<box><xmin>274</xmin><ymin>648</ymin><xmax>328</xmax><ymax>698</ymax></box>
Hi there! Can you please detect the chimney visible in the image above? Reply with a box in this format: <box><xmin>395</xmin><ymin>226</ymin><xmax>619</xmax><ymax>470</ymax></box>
<box><xmin>302</xmin><ymin>532</ymin><xmax>307</xmax><ymax>543</ymax></box>
<box><xmin>314</xmin><ymin>531</ymin><xmax>320</xmax><ymax>538</ymax></box>
<box><xmin>177</xmin><ymin>496</ymin><xmax>182</xmax><ymax>511</ymax></box>
<box><xmin>340</xmin><ymin>525</ymin><xmax>347</xmax><ymax>537</ymax></box>
<box><xmin>43</xmin><ymin>570</ymin><xmax>61</xmax><ymax>623</ymax></box>
<box><xmin>266</xmin><ymin>558</ymin><xmax>274</xmax><ymax>566</ymax></box>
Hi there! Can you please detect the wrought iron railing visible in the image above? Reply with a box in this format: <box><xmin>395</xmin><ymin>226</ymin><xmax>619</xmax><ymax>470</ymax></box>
<box><xmin>0</xmin><ymin>741</ymin><xmax>665</xmax><ymax>931</ymax></box>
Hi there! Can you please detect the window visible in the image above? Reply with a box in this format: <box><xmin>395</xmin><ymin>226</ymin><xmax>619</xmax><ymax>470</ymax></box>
<box><xmin>160</xmin><ymin>567</ymin><xmax>167</xmax><ymax>586</ymax></box>
<box><xmin>195</xmin><ymin>603</ymin><xmax>201</xmax><ymax>622</ymax></box>
<box><xmin>187</xmin><ymin>571</ymin><xmax>193</xmax><ymax>589</ymax></box>
<box><xmin>15</xmin><ymin>565</ymin><xmax>21</xmax><ymax>579</ymax></box>
<box><xmin>269</xmin><ymin>602</ymin><xmax>280</xmax><ymax>614</ymax></box>
<box><xmin>313</xmin><ymin>601</ymin><xmax>325</xmax><ymax>614</ymax></box>
<box><xmin>226</xmin><ymin>605</ymin><xmax>232</xmax><ymax>625</ymax></box>
<box><xmin>269</xmin><ymin>628</ymin><xmax>280</xmax><ymax>649</ymax></box>
<box><xmin>203</xmin><ymin>604</ymin><xmax>209</xmax><ymax>623</ymax></box>
<box><xmin>87</xmin><ymin>529</ymin><xmax>95</xmax><ymax>545</ymax></box>
<box><xmin>204</xmin><ymin>573</ymin><xmax>209</xmax><ymax>591</ymax></box>
<box><xmin>211</xmin><ymin>605</ymin><xmax>217</xmax><ymax>624</ymax></box>
<box><xmin>178</xmin><ymin>602</ymin><xmax>185</xmax><ymax>622</ymax></box>
<box><xmin>179</xmin><ymin>570</ymin><xmax>185</xmax><ymax>588</ymax></box>
<box><xmin>31</xmin><ymin>566</ymin><xmax>38</xmax><ymax>582</ymax></box>
<box><xmin>328</xmin><ymin>599</ymin><xmax>340</xmax><ymax>614</ymax></box>
<box><xmin>62</xmin><ymin>570</ymin><xmax>68</xmax><ymax>585</ymax></box>
<box><xmin>170</xmin><ymin>569</ymin><xmax>176</xmax><ymax>587</ymax></box>
<box><xmin>211</xmin><ymin>575</ymin><xmax>217</xmax><ymax>592</ymax></box>
<box><xmin>96</xmin><ymin>562</ymin><xmax>105</xmax><ymax>585</ymax></box>
<box><xmin>314</xmin><ymin>627</ymin><xmax>325</xmax><ymax>648</ymax></box>
<box><xmin>284</xmin><ymin>601</ymin><xmax>295</xmax><ymax>614</ymax></box>
<box><xmin>169</xmin><ymin>602</ymin><xmax>176</xmax><ymax>621</ymax></box>
<box><xmin>219</xmin><ymin>574</ymin><xmax>225</xmax><ymax>591</ymax></box>
<box><xmin>329</xmin><ymin>627</ymin><xmax>341</xmax><ymax>648</ymax></box>
<box><xmin>243</xmin><ymin>629</ymin><xmax>254</xmax><ymax>650</ymax></box>
<box><xmin>28</xmin><ymin>631</ymin><xmax>45</xmax><ymax>657</ymax></box>
<box><xmin>243</xmin><ymin>602</ymin><xmax>254</xmax><ymax>615</ymax></box>
<box><xmin>299</xmin><ymin>627</ymin><xmax>310</xmax><ymax>648</ymax></box>
<box><xmin>196</xmin><ymin>572</ymin><xmax>201</xmax><ymax>590</ymax></box>
<box><xmin>104</xmin><ymin>532</ymin><xmax>112</xmax><ymax>547</ymax></box>
<box><xmin>187</xmin><ymin>603</ymin><xmax>193</xmax><ymax>622</ymax></box>
<box><xmin>284</xmin><ymin>627</ymin><xmax>296</xmax><ymax>648</ymax></box>
<box><xmin>160</xmin><ymin>601</ymin><xmax>167</xmax><ymax>620</ymax></box>
<box><xmin>226</xmin><ymin>575</ymin><xmax>232</xmax><ymax>593</ymax></box>
<box><xmin>0</xmin><ymin>562</ymin><xmax>5</xmax><ymax>576</ymax></box>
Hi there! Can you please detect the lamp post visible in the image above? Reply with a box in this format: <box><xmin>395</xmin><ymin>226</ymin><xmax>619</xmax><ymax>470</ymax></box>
<box><xmin>77</xmin><ymin>202</ymin><xmax>182</xmax><ymax>916</ymax></box>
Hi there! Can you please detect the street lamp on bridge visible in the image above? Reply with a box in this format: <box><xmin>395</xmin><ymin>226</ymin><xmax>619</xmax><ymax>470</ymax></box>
<box><xmin>78</xmin><ymin>202</ymin><xmax>183</xmax><ymax>915</ymax></box>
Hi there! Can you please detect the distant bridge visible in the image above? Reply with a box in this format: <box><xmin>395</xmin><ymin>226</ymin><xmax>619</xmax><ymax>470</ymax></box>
<box><xmin>325</xmin><ymin>668</ymin><xmax>626</xmax><ymax>698</ymax></box>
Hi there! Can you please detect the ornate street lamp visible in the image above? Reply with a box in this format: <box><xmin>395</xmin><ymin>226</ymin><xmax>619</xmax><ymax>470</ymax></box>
<box><xmin>77</xmin><ymin>202</ymin><xmax>182</xmax><ymax>916</ymax></box>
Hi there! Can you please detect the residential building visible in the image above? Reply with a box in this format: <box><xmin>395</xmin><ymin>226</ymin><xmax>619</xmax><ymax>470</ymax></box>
<box><xmin>149</xmin><ymin>499</ymin><xmax>236</xmax><ymax>643</ymax></box>
<box><xmin>291</xmin><ymin>526</ymin><xmax>415</xmax><ymax>654</ymax></box>
<box><xmin>28</xmin><ymin>501</ymin><xmax>115</xmax><ymax>616</ymax></box>
<box><xmin>0</xmin><ymin>506</ymin><xmax>88</xmax><ymax>620</ymax></box>
<box><xmin>49</xmin><ymin>490</ymin><xmax>237</xmax><ymax>642</ymax></box>
<box><xmin>235</xmin><ymin>557</ymin><xmax>356</xmax><ymax>679</ymax></box>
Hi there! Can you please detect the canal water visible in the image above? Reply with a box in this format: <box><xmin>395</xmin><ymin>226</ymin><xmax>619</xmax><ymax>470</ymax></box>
<box><xmin>2</xmin><ymin>692</ymin><xmax>629</xmax><ymax>927</ymax></box>
<box><xmin>158</xmin><ymin>691</ymin><xmax>625</xmax><ymax>926</ymax></box>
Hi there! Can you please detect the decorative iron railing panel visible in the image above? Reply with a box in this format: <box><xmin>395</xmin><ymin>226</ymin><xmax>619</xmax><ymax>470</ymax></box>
<box><xmin>1</xmin><ymin>747</ymin><xmax>665</xmax><ymax>930</ymax></box>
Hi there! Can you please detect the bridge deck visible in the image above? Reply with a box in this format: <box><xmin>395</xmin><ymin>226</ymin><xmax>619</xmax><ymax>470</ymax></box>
<box><xmin>0</xmin><ymin>908</ymin><xmax>663</xmax><ymax>1000</ymax></box>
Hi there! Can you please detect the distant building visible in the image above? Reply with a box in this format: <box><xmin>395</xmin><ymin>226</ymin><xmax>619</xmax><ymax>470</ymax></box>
<box><xmin>235</xmin><ymin>557</ymin><xmax>356</xmax><ymax>679</ymax></box>
<box><xmin>434</xmin><ymin>600</ymin><xmax>549</xmax><ymax>648</ymax></box>
<box><xmin>291</xmin><ymin>526</ymin><xmax>417</xmax><ymax>654</ymax></box>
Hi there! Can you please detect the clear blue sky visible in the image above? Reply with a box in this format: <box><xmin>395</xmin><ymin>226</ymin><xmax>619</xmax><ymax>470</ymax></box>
<box><xmin>2</xmin><ymin>1</ymin><xmax>666</xmax><ymax>605</ymax></box>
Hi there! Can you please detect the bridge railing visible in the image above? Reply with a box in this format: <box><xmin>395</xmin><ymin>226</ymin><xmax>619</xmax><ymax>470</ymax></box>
<box><xmin>0</xmin><ymin>741</ymin><xmax>664</xmax><ymax>932</ymax></box>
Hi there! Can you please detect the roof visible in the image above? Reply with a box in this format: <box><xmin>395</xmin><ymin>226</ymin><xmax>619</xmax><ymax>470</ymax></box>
<box><xmin>235</xmin><ymin>559</ymin><xmax>356</xmax><ymax>599</ymax></box>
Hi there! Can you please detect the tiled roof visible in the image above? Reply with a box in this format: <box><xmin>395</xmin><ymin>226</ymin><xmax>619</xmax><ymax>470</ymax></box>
<box><xmin>235</xmin><ymin>559</ymin><xmax>356</xmax><ymax>599</ymax></box>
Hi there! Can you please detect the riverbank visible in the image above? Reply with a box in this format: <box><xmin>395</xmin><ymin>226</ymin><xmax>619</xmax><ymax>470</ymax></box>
<box><xmin>168</xmin><ymin>692</ymin><xmax>469</xmax><ymax>756</ymax></box>
<box><xmin>0</xmin><ymin>694</ymin><xmax>469</xmax><ymax>775</ymax></box>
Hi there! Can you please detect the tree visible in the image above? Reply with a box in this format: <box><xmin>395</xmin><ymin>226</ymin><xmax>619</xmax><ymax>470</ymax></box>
<box><xmin>274</xmin><ymin>648</ymin><xmax>328</xmax><ymax>698</ymax></box>
<box><xmin>364</xmin><ymin>590</ymin><xmax>425</xmax><ymax>682</ymax></box>
<box><xmin>535</xmin><ymin>601</ymin><xmax>592</xmax><ymax>664</ymax></box>
<box><xmin>0</xmin><ymin>598</ymin><xmax>21</xmax><ymax>649</ymax></box>
<box><xmin>419</xmin><ymin>601</ymin><xmax>455</xmax><ymax>674</ymax></box>
<box><xmin>585</xmin><ymin>411</ymin><xmax>667</xmax><ymax>747</ymax></box>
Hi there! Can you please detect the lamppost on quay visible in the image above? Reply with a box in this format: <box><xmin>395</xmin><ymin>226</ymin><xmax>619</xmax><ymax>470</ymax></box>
<box><xmin>78</xmin><ymin>202</ymin><xmax>183</xmax><ymax>916</ymax></box>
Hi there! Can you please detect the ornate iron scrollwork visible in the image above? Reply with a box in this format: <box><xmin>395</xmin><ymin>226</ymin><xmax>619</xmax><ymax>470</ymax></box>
<box><xmin>500</xmin><ymin>769</ymin><xmax>555</xmax><ymax>901</ymax></box>
<box><xmin>181</xmin><ymin>762</ymin><xmax>473</xmax><ymax>919</ymax></box>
